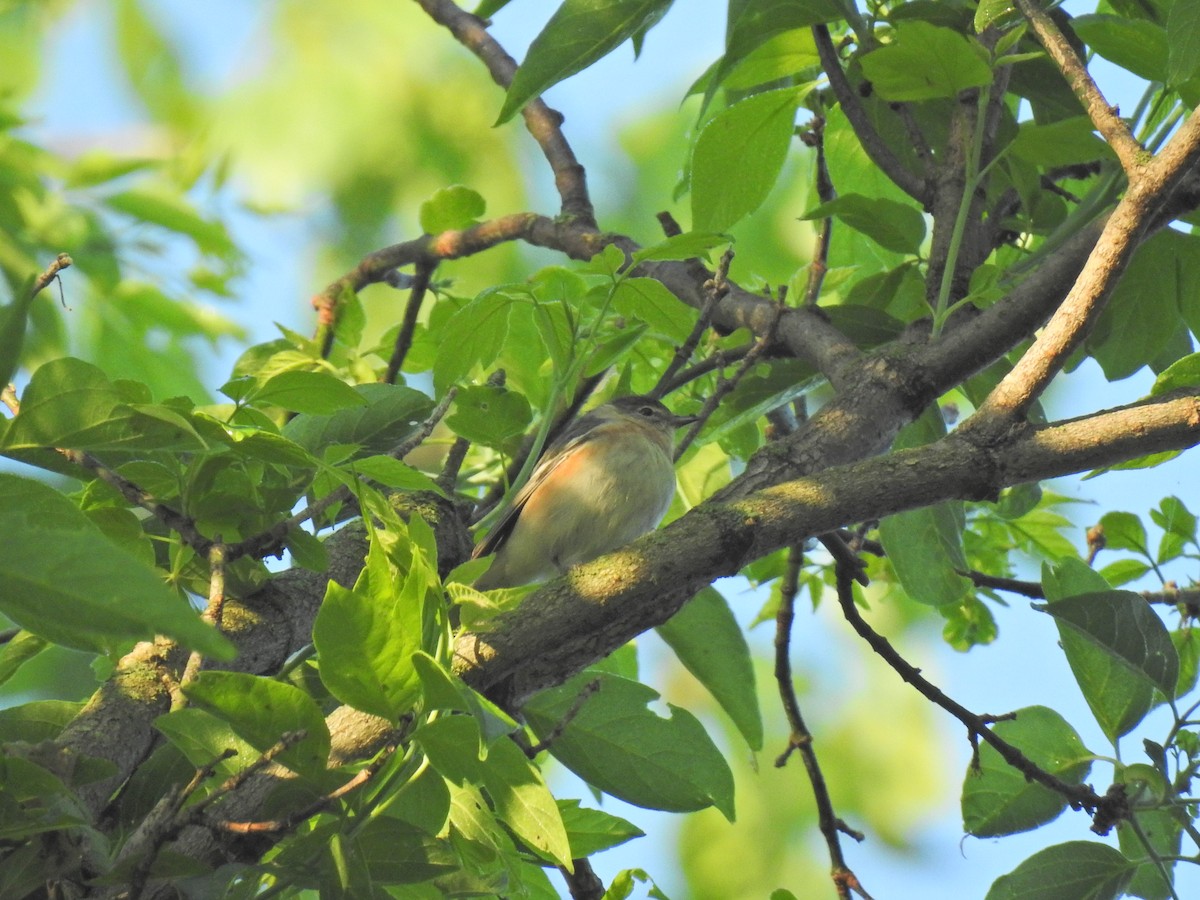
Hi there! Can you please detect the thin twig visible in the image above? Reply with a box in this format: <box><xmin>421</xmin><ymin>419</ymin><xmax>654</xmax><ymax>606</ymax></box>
<box><xmin>214</xmin><ymin>746</ymin><xmax>391</xmax><ymax>834</ymax></box>
<box><xmin>674</xmin><ymin>286</ymin><xmax>787</xmax><ymax>460</ymax></box>
<box><xmin>1015</xmin><ymin>0</ymin><xmax>1144</xmax><ymax>173</ymax></box>
<box><xmin>801</xmin><ymin>117</ymin><xmax>834</xmax><ymax>306</ymax></box>
<box><xmin>654</xmin><ymin>248</ymin><xmax>733</xmax><ymax>396</ymax></box>
<box><xmin>812</xmin><ymin>24</ymin><xmax>929</xmax><ymax>204</ymax></box>
<box><xmin>385</xmin><ymin>259</ymin><xmax>436</xmax><ymax>385</ymax></box>
<box><xmin>525</xmin><ymin>678</ymin><xmax>601</xmax><ymax>757</ymax></box>
<box><xmin>832</xmin><ymin>564</ymin><xmax>1115</xmax><ymax>826</ymax></box>
<box><xmin>32</xmin><ymin>252</ymin><xmax>73</xmax><ymax>298</ymax></box>
<box><xmin>775</xmin><ymin>547</ymin><xmax>869</xmax><ymax>900</ymax></box>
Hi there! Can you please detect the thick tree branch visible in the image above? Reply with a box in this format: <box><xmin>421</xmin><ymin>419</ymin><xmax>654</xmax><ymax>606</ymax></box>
<box><xmin>453</xmin><ymin>391</ymin><xmax>1200</xmax><ymax>706</ymax></box>
<box><xmin>1016</xmin><ymin>0</ymin><xmax>1145</xmax><ymax>173</ymax></box>
<box><xmin>970</xmin><ymin>110</ymin><xmax>1200</xmax><ymax>431</ymax></box>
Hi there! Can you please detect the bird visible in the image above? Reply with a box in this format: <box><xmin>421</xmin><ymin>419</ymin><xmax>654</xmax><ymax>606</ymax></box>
<box><xmin>472</xmin><ymin>395</ymin><xmax>697</xmax><ymax>590</ymax></box>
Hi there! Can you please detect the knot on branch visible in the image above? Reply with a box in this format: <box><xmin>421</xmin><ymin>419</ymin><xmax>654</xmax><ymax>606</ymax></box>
<box><xmin>1089</xmin><ymin>782</ymin><xmax>1130</xmax><ymax>836</ymax></box>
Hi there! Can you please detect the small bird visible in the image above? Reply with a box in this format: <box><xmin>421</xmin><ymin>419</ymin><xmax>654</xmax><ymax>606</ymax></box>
<box><xmin>472</xmin><ymin>395</ymin><xmax>697</xmax><ymax>590</ymax></box>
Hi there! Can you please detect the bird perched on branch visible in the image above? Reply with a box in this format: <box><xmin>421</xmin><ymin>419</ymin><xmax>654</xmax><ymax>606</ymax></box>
<box><xmin>472</xmin><ymin>395</ymin><xmax>697</xmax><ymax>590</ymax></box>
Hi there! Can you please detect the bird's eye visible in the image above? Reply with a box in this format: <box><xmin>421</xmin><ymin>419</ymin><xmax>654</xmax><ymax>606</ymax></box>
<box><xmin>638</xmin><ymin>405</ymin><xmax>657</xmax><ymax>418</ymax></box>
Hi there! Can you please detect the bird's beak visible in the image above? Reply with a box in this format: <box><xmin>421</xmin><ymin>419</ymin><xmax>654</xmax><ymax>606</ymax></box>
<box><xmin>672</xmin><ymin>413</ymin><xmax>700</xmax><ymax>428</ymax></box>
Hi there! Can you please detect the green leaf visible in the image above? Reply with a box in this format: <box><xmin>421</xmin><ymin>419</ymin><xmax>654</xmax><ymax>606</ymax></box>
<box><xmin>1010</xmin><ymin>117</ymin><xmax>1114</xmax><ymax>169</ymax></box>
<box><xmin>630</xmin><ymin>231</ymin><xmax>732</xmax><ymax>264</ymax></box>
<box><xmin>523</xmin><ymin>671</ymin><xmax>735</xmax><ymax>819</ymax></box>
<box><xmin>154</xmin><ymin>707</ymin><xmax>259</xmax><ymax>778</ymax></box>
<box><xmin>1089</xmin><ymin>230</ymin><xmax>1200</xmax><ymax>380</ymax></box>
<box><xmin>1167</xmin><ymin>0</ymin><xmax>1200</xmax><ymax>86</ymax></box>
<box><xmin>610</xmin><ymin>277</ymin><xmax>696</xmax><ymax>342</ymax></box>
<box><xmin>0</xmin><ymin>474</ymin><xmax>233</xmax><ymax>659</ymax></box>
<box><xmin>478</xmin><ymin>734</ymin><xmax>572</xmax><ymax>867</ymax></box>
<box><xmin>879</xmin><ymin>411</ymin><xmax>971</xmax><ymax>606</ymax></box>
<box><xmin>1097</xmin><ymin>511</ymin><xmax>1148</xmax><ymax>555</ymax></box>
<box><xmin>433</xmin><ymin>291</ymin><xmax>513</xmax><ymax>393</ymax></box>
<box><xmin>962</xmin><ymin>706</ymin><xmax>1093</xmax><ymax>837</ymax></box>
<box><xmin>419</xmin><ymin>185</ymin><xmax>486</xmax><ymax>234</ymax></box>
<box><xmin>860</xmin><ymin>22</ymin><xmax>992</xmax><ymax>101</ymax></box>
<box><xmin>690</xmin><ymin>85</ymin><xmax>807</xmax><ymax>232</ymax></box>
<box><xmin>975</xmin><ymin>0</ymin><xmax>1020</xmax><ymax>33</ymax></box>
<box><xmin>1036</xmin><ymin>591</ymin><xmax>1179</xmax><ymax>699</ymax></box>
<box><xmin>1</xmin><ymin>358</ymin><xmax>207</xmax><ymax>453</ymax></box>
<box><xmin>1073</xmin><ymin>14</ymin><xmax>1167</xmax><ymax>83</ymax></box>
<box><xmin>252</xmin><ymin>371</ymin><xmax>367</xmax><ymax>416</ymax></box>
<box><xmin>283</xmin><ymin>384</ymin><xmax>433</xmax><ymax>457</ymax></box>
<box><xmin>558</xmin><ymin>799</ymin><xmax>644</xmax><ymax>857</ymax></box>
<box><xmin>802</xmin><ymin>193</ymin><xmax>926</xmax><ymax>254</ymax></box>
<box><xmin>445</xmin><ymin>385</ymin><xmax>532</xmax><ymax>448</ymax></box>
<box><xmin>182</xmin><ymin>672</ymin><xmax>332</xmax><ymax>778</ymax></box>
<box><xmin>312</xmin><ymin>543</ymin><xmax>424</xmax><ymax>722</ymax></box>
<box><xmin>0</xmin><ymin>700</ymin><xmax>84</xmax><ymax>742</ymax></box>
<box><xmin>1116</xmin><ymin>766</ymin><xmax>1181</xmax><ymax>900</ymax></box>
<box><xmin>984</xmin><ymin>841</ymin><xmax>1136</xmax><ymax>900</ymax></box>
<box><xmin>350</xmin><ymin>455</ymin><xmax>443</xmax><ymax>494</ymax></box>
<box><xmin>350</xmin><ymin>817</ymin><xmax>458</xmax><ymax>884</ymax></box>
<box><xmin>105</xmin><ymin>184</ymin><xmax>236</xmax><ymax>259</ymax></box>
<box><xmin>497</xmin><ymin>0</ymin><xmax>675</xmax><ymax>124</ymax></box>
<box><xmin>0</xmin><ymin>276</ymin><xmax>37</xmax><ymax>388</ymax></box>
<box><xmin>1044</xmin><ymin>562</ymin><xmax>1153</xmax><ymax>742</ymax></box>
<box><xmin>708</xmin><ymin>0</ymin><xmax>842</xmax><ymax>98</ymax></box>
<box><xmin>656</xmin><ymin>587</ymin><xmax>763</xmax><ymax>751</ymax></box>
<box><xmin>1151</xmin><ymin>351</ymin><xmax>1200</xmax><ymax>395</ymax></box>
<box><xmin>0</xmin><ymin>631</ymin><xmax>48</xmax><ymax>688</ymax></box>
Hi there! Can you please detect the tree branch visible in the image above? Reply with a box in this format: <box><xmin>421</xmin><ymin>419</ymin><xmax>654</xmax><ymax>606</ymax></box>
<box><xmin>812</xmin><ymin>24</ymin><xmax>929</xmax><ymax>204</ymax></box>
<box><xmin>1016</xmin><ymin>0</ymin><xmax>1145</xmax><ymax>173</ymax></box>
<box><xmin>413</xmin><ymin>0</ymin><xmax>595</xmax><ymax>225</ymax></box>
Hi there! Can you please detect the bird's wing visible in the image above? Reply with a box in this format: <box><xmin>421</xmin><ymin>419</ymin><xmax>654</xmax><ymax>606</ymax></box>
<box><xmin>471</xmin><ymin>425</ymin><xmax>599</xmax><ymax>559</ymax></box>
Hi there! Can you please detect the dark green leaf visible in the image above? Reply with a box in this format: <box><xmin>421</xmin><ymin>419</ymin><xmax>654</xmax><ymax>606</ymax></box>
<box><xmin>433</xmin><ymin>291</ymin><xmax>513</xmax><ymax>393</ymax></box>
<box><xmin>656</xmin><ymin>587</ymin><xmax>763</xmax><ymax>751</ymax></box>
<box><xmin>1089</xmin><ymin>230</ymin><xmax>1200</xmax><ymax>380</ymax></box>
<box><xmin>252</xmin><ymin>371</ymin><xmax>367</xmax><ymax>416</ymax></box>
<box><xmin>558</xmin><ymin>799</ymin><xmax>644</xmax><ymax>857</ymax></box>
<box><xmin>984</xmin><ymin>841</ymin><xmax>1135</xmax><ymax>900</ymax></box>
<box><xmin>1167</xmin><ymin>0</ymin><xmax>1200</xmax><ymax>86</ymax></box>
<box><xmin>523</xmin><ymin>671</ymin><xmax>735</xmax><ymax>819</ymax></box>
<box><xmin>0</xmin><ymin>474</ymin><xmax>233</xmax><ymax>658</ymax></box>
<box><xmin>962</xmin><ymin>706</ymin><xmax>1092</xmax><ymax>837</ymax></box>
<box><xmin>1010</xmin><ymin>117</ymin><xmax>1114</xmax><ymax>169</ymax></box>
<box><xmin>497</xmin><ymin>0</ymin><xmax>675</xmax><ymax>124</ymax></box>
<box><xmin>802</xmin><ymin>193</ymin><xmax>926</xmax><ymax>254</ymax></box>
<box><xmin>445</xmin><ymin>385</ymin><xmax>532</xmax><ymax>448</ymax></box>
<box><xmin>1073</xmin><ymin>13</ymin><xmax>1167</xmax><ymax>83</ymax></box>
<box><xmin>610</xmin><ymin>277</ymin><xmax>696</xmax><ymax>342</ymax></box>
<box><xmin>860</xmin><ymin>22</ymin><xmax>992</xmax><ymax>101</ymax></box>
<box><xmin>690</xmin><ymin>85</ymin><xmax>806</xmax><ymax>232</ymax></box>
<box><xmin>1037</xmin><ymin>587</ymin><xmax>1179</xmax><ymax>699</ymax></box>
<box><xmin>283</xmin><ymin>384</ymin><xmax>433</xmax><ymax>457</ymax></box>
